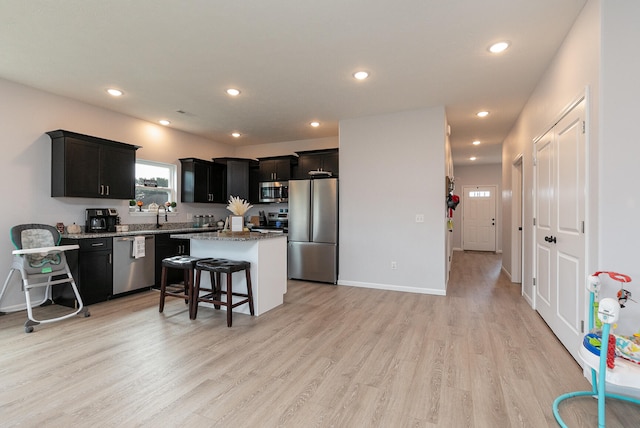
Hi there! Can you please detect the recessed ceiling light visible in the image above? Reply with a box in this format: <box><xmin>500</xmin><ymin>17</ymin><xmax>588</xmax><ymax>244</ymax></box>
<box><xmin>106</xmin><ymin>88</ymin><xmax>123</xmax><ymax>97</ymax></box>
<box><xmin>476</xmin><ymin>111</ymin><xmax>489</xmax><ymax>118</ymax></box>
<box><xmin>472</xmin><ymin>140</ymin><xmax>481</xmax><ymax>145</ymax></box>
<box><xmin>470</xmin><ymin>157</ymin><xmax>477</xmax><ymax>161</ymax></box>
<box><xmin>489</xmin><ymin>41</ymin><xmax>510</xmax><ymax>54</ymax></box>
<box><xmin>226</xmin><ymin>88</ymin><xmax>241</xmax><ymax>96</ymax></box>
<box><xmin>231</xmin><ymin>132</ymin><xmax>241</xmax><ymax>138</ymax></box>
<box><xmin>310</xmin><ymin>121</ymin><xmax>320</xmax><ymax>127</ymax></box>
<box><xmin>353</xmin><ymin>71</ymin><xmax>369</xmax><ymax>80</ymax></box>
<box><xmin>159</xmin><ymin>120</ymin><xmax>170</xmax><ymax>126</ymax></box>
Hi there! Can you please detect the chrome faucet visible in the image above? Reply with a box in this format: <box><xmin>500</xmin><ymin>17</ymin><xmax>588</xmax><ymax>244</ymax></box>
<box><xmin>156</xmin><ymin>206</ymin><xmax>167</xmax><ymax>228</ymax></box>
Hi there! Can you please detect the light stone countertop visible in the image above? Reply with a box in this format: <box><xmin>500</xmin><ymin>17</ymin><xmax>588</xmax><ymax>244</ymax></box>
<box><xmin>170</xmin><ymin>231</ymin><xmax>286</xmax><ymax>241</ymax></box>
<box><xmin>61</xmin><ymin>222</ymin><xmax>220</xmax><ymax>239</ymax></box>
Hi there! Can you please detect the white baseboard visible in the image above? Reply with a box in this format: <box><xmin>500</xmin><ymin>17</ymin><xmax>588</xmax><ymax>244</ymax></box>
<box><xmin>337</xmin><ymin>280</ymin><xmax>446</xmax><ymax>296</ymax></box>
<box><xmin>501</xmin><ymin>265</ymin><xmax>512</xmax><ymax>281</ymax></box>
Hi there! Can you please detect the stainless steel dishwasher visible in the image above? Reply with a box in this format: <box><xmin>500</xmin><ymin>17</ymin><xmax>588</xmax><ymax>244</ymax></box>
<box><xmin>113</xmin><ymin>235</ymin><xmax>156</xmax><ymax>295</ymax></box>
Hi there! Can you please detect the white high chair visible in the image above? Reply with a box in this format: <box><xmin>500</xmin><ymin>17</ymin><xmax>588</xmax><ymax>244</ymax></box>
<box><xmin>553</xmin><ymin>271</ymin><xmax>640</xmax><ymax>427</ymax></box>
<box><xmin>0</xmin><ymin>224</ymin><xmax>89</xmax><ymax>333</ymax></box>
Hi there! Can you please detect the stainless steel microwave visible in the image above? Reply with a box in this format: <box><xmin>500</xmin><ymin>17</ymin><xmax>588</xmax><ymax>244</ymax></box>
<box><xmin>259</xmin><ymin>181</ymin><xmax>288</xmax><ymax>203</ymax></box>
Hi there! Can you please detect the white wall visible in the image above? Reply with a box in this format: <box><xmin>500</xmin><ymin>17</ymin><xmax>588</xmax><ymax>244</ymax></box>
<box><xmin>598</xmin><ymin>0</ymin><xmax>640</xmax><ymax>331</ymax></box>
<box><xmin>501</xmin><ymin>0</ymin><xmax>600</xmax><ymax>307</ymax></box>
<box><xmin>339</xmin><ymin>107</ymin><xmax>448</xmax><ymax>295</ymax></box>
<box><xmin>450</xmin><ymin>163</ymin><xmax>502</xmax><ymax>252</ymax></box>
<box><xmin>234</xmin><ymin>136</ymin><xmax>338</xmax><ymax>159</ymax></box>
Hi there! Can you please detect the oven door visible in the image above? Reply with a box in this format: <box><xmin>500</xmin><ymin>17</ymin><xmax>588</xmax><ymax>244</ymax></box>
<box><xmin>259</xmin><ymin>181</ymin><xmax>288</xmax><ymax>203</ymax></box>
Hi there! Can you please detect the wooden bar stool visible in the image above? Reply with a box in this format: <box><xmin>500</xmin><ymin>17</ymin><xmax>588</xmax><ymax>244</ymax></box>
<box><xmin>159</xmin><ymin>255</ymin><xmax>203</xmax><ymax>317</ymax></box>
<box><xmin>193</xmin><ymin>258</ymin><xmax>254</xmax><ymax>327</ymax></box>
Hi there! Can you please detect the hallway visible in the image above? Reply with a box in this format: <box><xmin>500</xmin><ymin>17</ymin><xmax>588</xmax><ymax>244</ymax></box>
<box><xmin>447</xmin><ymin>250</ymin><xmax>640</xmax><ymax>427</ymax></box>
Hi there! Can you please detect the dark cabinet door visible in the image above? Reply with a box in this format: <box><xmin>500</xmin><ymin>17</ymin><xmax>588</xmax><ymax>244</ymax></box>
<box><xmin>208</xmin><ymin>163</ymin><xmax>226</xmax><ymax>203</ymax></box>
<box><xmin>249</xmin><ymin>163</ymin><xmax>260</xmax><ymax>204</ymax></box>
<box><xmin>192</xmin><ymin>160</ymin><xmax>211</xmax><ymax>202</ymax></box>
<box><xmin>99</xmin><ymin>145</ymin><xmax>136</xmax><ymax>199</ymax></box>
<box><xmin>56</xmin><ymin>137</ymin><xmax>101</xmax><ymax>198</ymax></box>
<box><xmin>274</xmin><ymin>158</ymin><xmax>292</xmax><ymax>180</ymax></box>
<box><xmin>78</xmin><ymin>248</ymin><xmax>113</xmax><ymax>305</ymax></box>
<box><xmin>258</xmin><ymin>159</ymin><xmax>276</xmax><ymax>182</ymax></box>
<box><xmin>154</xmin><ymin>233</ymin><xmax>190</xmax><ymax>286</ymax></box>
<box><xmin>225</xmin><ymin>159</ymin><xmax>249</xmax><ymax>201</ymax></box>
<box><xmin>320</xmin><ymin>151</ymin><xmax>339</xmax><ymax>175</ymax></box>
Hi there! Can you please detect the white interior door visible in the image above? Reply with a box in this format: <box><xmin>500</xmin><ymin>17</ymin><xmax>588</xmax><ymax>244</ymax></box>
<box><xmin>512</xmin><ymin>155</ymin><xmax>523</xmax><ymax>284</ymax></box>
<box><xmin>535</xmin><ymin>131</ymin><xmax>554</xmax><ymax>322</ymax></box>
<box><xmin>462</xmin><ymin>185</ymin><xmax>496</xmax><ymax>251</ymax></box>
<box><xmin>534</xmin><ymin>98</ymin><xmax>586</xmax><ymax>364</ymax></box>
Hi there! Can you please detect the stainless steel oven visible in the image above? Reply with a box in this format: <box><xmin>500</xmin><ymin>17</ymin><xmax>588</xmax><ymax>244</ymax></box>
<box><xmin>259</xmin><ymin>181</ymin><xmax>288</xmax><ymax>203</ymax></box>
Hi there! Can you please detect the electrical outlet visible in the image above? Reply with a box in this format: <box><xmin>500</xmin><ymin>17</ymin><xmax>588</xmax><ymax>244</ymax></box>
<box><xmin>391</xmin><ymin>261</ymin><xmax>397</xmax><ymax>270</ymax></box>
<box><xmin>415</xmin><ymin>214</ymin><xmax>425</xmax><ymax>223</ymax></box>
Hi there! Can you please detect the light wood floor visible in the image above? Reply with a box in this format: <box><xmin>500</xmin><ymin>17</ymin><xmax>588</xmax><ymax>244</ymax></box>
<box><xmin>2</xmin><ymin>251</ymin><xmax>639</xmax><ymax>427</ymax></box>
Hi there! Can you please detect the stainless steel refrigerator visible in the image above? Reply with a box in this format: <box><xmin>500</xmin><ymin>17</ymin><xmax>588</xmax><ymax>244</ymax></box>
<box><xmin>288</xmin><ymin>178</ymin><xmax>338</xmax><ymax>283</ymax></box>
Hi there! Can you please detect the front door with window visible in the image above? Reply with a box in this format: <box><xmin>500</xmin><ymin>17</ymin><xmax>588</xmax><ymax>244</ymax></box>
<box><xmin>462</xmin><ymin>185</ymin><xmax>497</xmax><ymax>251</ymax></box>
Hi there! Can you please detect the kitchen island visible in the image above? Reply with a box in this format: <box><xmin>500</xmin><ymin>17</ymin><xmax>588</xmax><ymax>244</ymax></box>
<box><xmin>170</xmin><ymin>231</ymin><xmax>287</xmax><ymax>316</ymax></box>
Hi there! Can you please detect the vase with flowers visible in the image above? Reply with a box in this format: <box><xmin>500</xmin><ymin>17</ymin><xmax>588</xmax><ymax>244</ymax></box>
<box><xmin>226</xmin><ymin>196</ymin><xmax>253</xmax><ymax>231</ymax></box>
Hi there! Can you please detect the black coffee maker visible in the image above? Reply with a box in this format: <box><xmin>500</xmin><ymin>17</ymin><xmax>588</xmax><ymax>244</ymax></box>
<box><xmin>86</xmin><ymin>208</ymin><xmax>119</xmax><ymax>233</ymax></box>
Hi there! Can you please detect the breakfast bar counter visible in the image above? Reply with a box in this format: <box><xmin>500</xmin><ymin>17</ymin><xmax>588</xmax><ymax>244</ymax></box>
<box><xmin>170</xmin><ymin>232</ymin><xmax>287</xmax><ymax>316</ymax></box>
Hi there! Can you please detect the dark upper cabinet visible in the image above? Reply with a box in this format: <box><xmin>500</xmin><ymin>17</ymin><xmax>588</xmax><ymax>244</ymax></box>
<box><xmin>249</xmin><ymin>162</ymin><xmax>260</xmax><ymax>204</ymax></box>
<box><xmin>257</xmin><ymin>155</ymin><xmax>297</xmax><ymax>182</ymax></box>
<box><xmin>180</xmin><ymin>158</ymin><xmax>225</xmax><ymax>203</ymax></box>
<box><xmin>213</xmin><ymin>158</ymin><xmax>257</xmax><ymax>202</ymax></box>
<box><xmin>293</xmin><ymin>149</ymin><xmax>338</xmax><ymax>179</ymax></box>
<box><xmin>48</xmin><ymin>130</ymin><xmax>138</xmax><ymax>199</ymax></box>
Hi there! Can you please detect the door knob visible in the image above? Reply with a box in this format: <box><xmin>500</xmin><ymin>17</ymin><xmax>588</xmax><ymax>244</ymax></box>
<box><xmin>544</xmin><ymin>235</ymin><xmax>557</xmax><ymax>243</ymax></box>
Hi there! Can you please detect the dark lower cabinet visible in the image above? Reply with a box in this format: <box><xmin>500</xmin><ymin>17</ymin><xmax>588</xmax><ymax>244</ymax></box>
<box><xmin>154</xmin><ymin>233</ymin><xmax>190</xmax><ymax>286</ymax></box>
<box><xmin>55</xmin><ymin>237</ymin><xmax>113</xmax><ymax>307</ymax></box>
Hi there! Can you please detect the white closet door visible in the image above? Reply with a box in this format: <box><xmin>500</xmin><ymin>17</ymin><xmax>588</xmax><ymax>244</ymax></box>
<box><xmin>534</xmin><ymin>98</ymin><xmax>586</xmax><ymax>364</ymax></box>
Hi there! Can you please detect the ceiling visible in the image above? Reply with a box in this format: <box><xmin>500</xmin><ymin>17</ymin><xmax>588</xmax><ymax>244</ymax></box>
<box><xmin>0</xmin><ymin>0</ymin><xmax>587</xmax><ymax>166</ymax></box>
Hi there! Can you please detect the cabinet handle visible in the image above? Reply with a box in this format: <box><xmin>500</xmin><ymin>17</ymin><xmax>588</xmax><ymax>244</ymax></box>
<box><xmin>91</xmin><ymin>242</ymin><xmax>105</xmax><ymax>247</ymax></box>
<box><xmin>108</xmin><ymin>253</ymin><xmax>112</xmax><ymax>264</ymax></box>
<box><xmin>100</xmin><ymin>184</ymin><xmax>104</xmax><ymax>195</ymax></box>
<box><xmin>106</xmin><ymin>185</ymin><xmax>110</xmax><ymax>195</ymax></box>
